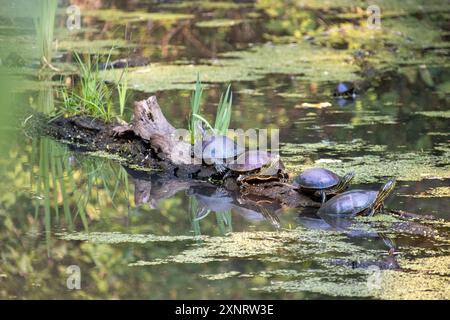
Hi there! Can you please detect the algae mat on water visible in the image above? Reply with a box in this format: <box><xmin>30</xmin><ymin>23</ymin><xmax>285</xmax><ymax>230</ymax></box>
<box><xmin>282</xmin><ymin>140</ymin><xmax>450</xmax><ymax>183</ymax></box>
<box><xmin>83</xmin><ymin>9</ymin><xmax>194</xmax><ymax>23</ymax></box>
<box><xmin>195</xmin><ymin>19</ymin><xmax>245</xmax><ymax>28</ymax></box>
<box><xmin>100</xmin><ymin>43</ymin><xmax>360</xmax><ymax>93</ymax></box>
<box><xmin>58</xmin><ymin>220</ymin><xmax>450</xmax><ymax>299</ymax></box>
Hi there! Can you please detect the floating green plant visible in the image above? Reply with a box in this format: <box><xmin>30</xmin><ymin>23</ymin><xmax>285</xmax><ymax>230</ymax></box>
<box><xmin>282</xmin><ymin>140</ymin><xmax>449</xmax><ymax>183</ymax></box>
<box><xmin>415</xmin><ymin>110</ymin><xmax>450</xmax><ymax>119</ymax></box>
<box><xmin>83</xmin><ymin>9</ymin><xmax>193</xmax><ymax>23</ymax></box>
<box><xmin>59</xmin><ymin>231</ymin><xmax>205</xmax><ymax>244</ymax></box>
<box><xmin>58</xmin><ymin>39</ymin><xmax>135</xmax><ymax>55</ymax></box>
<box><xmin>159</xmin><ymin>1</ymin><xmax>249</xmax><ymax>10</ymax></box>
<box><xmin>310</xmin><ymin>152</ymin><xmax>450</xmax><ymax>183</ymax></box>
<box><xmin>195</xmin><ymin>19</ymin><xmax>244</xmax><ymax>28</ymax></box>
<box><xmin>100</xmin><ymin>43</ymin><xmax>360</xmax><ymax>93</ymax></box>
<box><xmin>404</xmin><ymin>187</ymin><xmax>450</xmax><ymax>198</ymax></box>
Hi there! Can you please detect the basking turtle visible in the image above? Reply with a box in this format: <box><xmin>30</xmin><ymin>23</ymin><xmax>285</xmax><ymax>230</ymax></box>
<box><xmin>318</xmin><ymin>178</ymin><xmax>397</xmax><ymax>217</ymax></box>
<box><xmin>225</xmin><ymin>150</ymin><xmax>288</xmax><ymax>184</ymax></box>
<box><xmin>293</xmin><ymin>168</ymin><xmax>355</xmax><ymax>203</ymax></box>
<box><xmin>194</xmin><ymin>124</ymin><xmax>245</xmax><ymax>173</ymax></box>
<box><xmin>333</xmin><ymin>81</ymin><xmax>356</xmax><ymax>98</ymax></box>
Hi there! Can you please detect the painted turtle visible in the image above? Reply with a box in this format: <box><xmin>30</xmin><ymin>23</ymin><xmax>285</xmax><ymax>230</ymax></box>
<box><xmin>293</xmin><ymin>168</ymin><xmax>355</xmax><ymax>203</ymax></box>
<box><xmin>333</xmin><ymin>81</ymin><xmax>356</xmax><ymax>98</ymax></box>
<box><xmin>317</xmin><ymin>178</ymin><xmax>397</xmax><ymax>216</ymax></box>
<box><xmin>194</xmin><ymin>123</ymin><xmax>245</xmax><ymax>173</ymax></box>
<box><xmin>225</xmin><ymin>150</ymin><xmax>288</xmax><ymax>184</ymax></box>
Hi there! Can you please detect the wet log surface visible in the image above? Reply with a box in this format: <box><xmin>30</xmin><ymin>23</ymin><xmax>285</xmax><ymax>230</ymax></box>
<box><xmin>45</xmin><ymin>96</ymin><xmax>319</xmax><ymax>209</ymax></box>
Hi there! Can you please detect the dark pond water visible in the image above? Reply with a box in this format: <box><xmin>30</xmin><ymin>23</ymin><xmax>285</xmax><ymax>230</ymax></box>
<box><xmin>0</xmin><ymin>0</ymin><xmax>449</xmax><ymax>299</ymax></box>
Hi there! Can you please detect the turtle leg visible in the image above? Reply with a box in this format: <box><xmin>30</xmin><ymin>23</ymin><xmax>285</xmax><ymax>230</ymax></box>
<box><xmin>366</xmin><ymin>206</ymin><xmax>375</xmax><ymax>216</ymax></box>
<box><xmin>214</xmin><ymin>163</ymin><xmax>227</xmax><ymax>174</ymax></box>
<box><xmin>320</xmin><ymin>191</ymin><xmax>327</xmax><ymax>203</ymax></box>
<box><xmin>222</xmin><ymin>170</ymin><xmax>233</xmax><ymax>180</ymax></box>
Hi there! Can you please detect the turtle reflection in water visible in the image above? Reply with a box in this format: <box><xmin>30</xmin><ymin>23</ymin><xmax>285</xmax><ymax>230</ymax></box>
<box><xmin>188</xmin><ymin>186</ymin><xmax>281</xmax><ymax>229</ymax></box>
<box><xmin>224</xmin><ymin>150</ymin><xmax>289</xmax><ymax>185</ymax></box>
<box><xmin>235</xmin><ymin>195</ymin><xmax>282</xmax><ymax>229</ymax></box>
<box><xmin>190</xmin><ymin>187</ymin><xmax>234</xmax><ymax>220</ymax></box>
<box><xmin>293</xmin><ymin>168</ymin><xmax>355</xmax><ymax>203</ymax></box>
<box><xmin>318</xmin><ymin>178</ymin><xmax>397</xmax><ymax>217</ymax></box>
<box><xmin>297</xmin><ymin>207</ymin><xmax>400</xmax><ymax>270</ymax></box>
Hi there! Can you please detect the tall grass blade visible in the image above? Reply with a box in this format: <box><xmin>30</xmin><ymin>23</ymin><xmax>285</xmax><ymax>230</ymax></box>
<box><xmin>189</xmin><ymin>74</ymin><xmax>204</xmax><ymax>143</ymax></box>
<box><xmin>215</xmin><ymin>84</ymin><xmax>232</xmax><ymax>135</ymax></box>
<box><xmin>188</xmin><ymin>196</ymin><xmax>202</xmax><ymax>236</ymax></box>
<box><xmin>49</xmin><ymin>148</ymin><xmax>59</xmax><ymax>222</ymax></box>
<box><xmin>117</xmin><ymin>67</ymin><xmax>129</xmax><ymax>118</ymax></box>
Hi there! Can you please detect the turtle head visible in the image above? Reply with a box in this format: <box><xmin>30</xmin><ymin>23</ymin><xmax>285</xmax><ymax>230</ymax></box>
<box><xmin>376</xmin><ymin>178</ymin><xmax>397</xmax><ymax>205</ymax></box>
<box><xmin>195</xmin><ymin>120</ymin><xmax>206</xmax><ymax>136</ymax></box>
<box><xmin>334</xmin><ymin>171</ymin><xmax>355</xmax><ymax>193</ymax></box>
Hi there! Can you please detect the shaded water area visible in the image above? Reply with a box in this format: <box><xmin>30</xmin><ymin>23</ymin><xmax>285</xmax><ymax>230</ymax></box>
<box><xmin>0</xmin><ymin>0</ymin><xmax>449</xmax><ymax>299</ymax></box>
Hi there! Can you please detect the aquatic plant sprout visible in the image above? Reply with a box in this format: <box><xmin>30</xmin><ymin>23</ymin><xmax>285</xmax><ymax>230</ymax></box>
<box><xmin>215</xmin><ymin>84</ymin><xmax>233</xmax><ymax>135</ymax></box>
<box><xmin>117</xmin><ymin>67</ymin><xmax>129</xmax><ymax>118</ymax></box>
<box><xmin>189</xmin><ymin>74</ymin><xmax>205</xmax><ymax>144</ymax></box>
<box><xmin>189</xmin><ymin>75</ymin><xmax>234</xmax><ymax>143</ymax></box>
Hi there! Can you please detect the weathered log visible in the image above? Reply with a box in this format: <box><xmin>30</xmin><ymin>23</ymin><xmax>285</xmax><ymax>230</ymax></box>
<box><xmin>112</xmin><ymin>96</ymin><xmax>192</xmax><ymax>165</ymax></box>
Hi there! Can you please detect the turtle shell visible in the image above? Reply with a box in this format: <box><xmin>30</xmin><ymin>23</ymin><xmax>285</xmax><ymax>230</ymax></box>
<box><xmin>201</xmin><ymin>135</ymin><xmax>244</xmax><ymax>164</ymax></box>
<box><xmin>333</xmin><ymin>81</ymin><xmax>355</xmax><ymax>96</ymax></box>
<box><xmin>294</xmin><ymin>168</ymin><xmax>341</xmax><ymax>190</ymax></box>
<box><xmin>317</xmin><ymin>190</ymin><xmax>378</xmax><ymax>216</ymax></box>
<box><xmin>225</xmin><ymin>150</ymin><xmax>276</xmax><ymax>172</ymax></box>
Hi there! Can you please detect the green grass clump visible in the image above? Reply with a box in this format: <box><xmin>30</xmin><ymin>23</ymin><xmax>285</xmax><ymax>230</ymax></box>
<box><xmin>60</xmin><ymin>51</ymin><xmax>129</xmax><ymax>122</ymax></box>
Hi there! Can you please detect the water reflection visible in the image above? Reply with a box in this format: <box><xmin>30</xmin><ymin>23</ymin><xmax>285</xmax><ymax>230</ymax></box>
<box><xmin>129</xmin><ymin>169</ymin><xmax>283</xmax><ymax>234</ymax></box>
